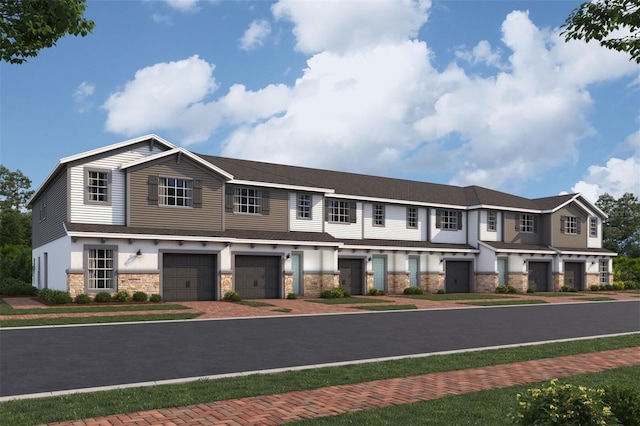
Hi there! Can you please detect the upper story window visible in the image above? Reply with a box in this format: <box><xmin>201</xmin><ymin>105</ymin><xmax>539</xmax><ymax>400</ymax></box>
<box><xmin>487</xmin><ymin>211</ymin><xmax>497</xmax><ymax>232</ymax></box>
<box><xmin>160</xmin><ymin>177</ymin><xmax>193</xmax><ymax>207</ymax></box>
<box><xmin>436</xmin><ymin>209</ymin><xmax>462</xmax><ymax>230</ymax></box>
<box><xmin>39</xmin><ymin>194</ymin><xmax>47</xmax><ymax>222</ymax></box>
<box><xmin>589</xmin><ymin>216</ymin><xmax>598</xmax><ymax>237</ymax></box>
<box><xmin>326</xmin><ymin>199</ymin><xmax>356</xmax><ymax>223</ymax></box>
<box><xmin>86</xmin><ymin>169</ymin><xmax>110</xmax><ymax>204</ymax></box>
<box><xmin>297</xmin><ymin>194</ymin><xmax>312</xmax><ymax>219</ymax></box>
<box><xmin>373</xmin><ymin>204</ymin><xmax>385</xmax><ymax>227</ymax></box>
<box><xmin>599</xmin><ymin>260</ymin><xmax>609</xmax><ymax>285</ymax></box>
<box><xmin>234</xmin><ymin>187</ymin><xmax>262</xmax><ymax>214</ymax></box>
<box><xmin>561</xmin><ymin>215</ymin><xmax>580</xmax><ymax>235</ymax></box>
<box><xmin>407</xmin><ymin>207</ymin><xmax>417</xmax><ymax>229</ymax></box>
<box><xmin>517</xmin><ymin>214</ymin><xmax>536</xmax><ymax>233</ymax></box>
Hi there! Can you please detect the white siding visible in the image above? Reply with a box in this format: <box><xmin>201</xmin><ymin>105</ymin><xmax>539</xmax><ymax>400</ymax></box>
<box><xmin>363</xmin><ymin>204</ymin><xmax>425</xmax><ymax>241</ymax></box>
<box><xmin>70</xmin><ymin>145</ymin><xmax>165</xmax><ymax>225</ymax></box>
<box><xmin>479</xmin><ymin>210</ymin><xmax>502</xmax><ymax>242</ymax></box>
<box><xmin>429</xmin><ymin>208</ymin><xmax>467</xmax><ymax>244</ymax></box>
<box><xmin>587</xmin><ymin>216</ymin><xmax>602</xmax><ymax>248</ymax></box>
<box><xmin>326</xmin><ymin>202</ymin><xmax>363</xmax><ymax>239</ymax></box>
<box><xmin>32</xmin><ymin>236</ymin><xmax>71</xmax><ymax>291</ymax></box>
<box><xmin>289</xmin><ymin>193</ymin><xmax>323</xmax><ymax>233</ymax></box>
<box><xmin>477</xmin><ymin>244</ymin><xmax>497</xmax><ymax>273</ymax></box>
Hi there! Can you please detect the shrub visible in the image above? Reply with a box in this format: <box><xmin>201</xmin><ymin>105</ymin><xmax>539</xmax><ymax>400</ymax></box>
<box><xmin>132</xmin><ymin>291</ymin><xmax>148</xmax><ymax>302</ymax></box>
<box><xmin>150</xmin><ymin>294</ymin><xmax>162</xmax><ymax>303</ymax></box>
<box><xmin>286</xmin><ymin>292</ymin><xmax>297</xmax><ymax>300</ymax></box>
<box><xmin>94</xmin><ymin>292</ymin><xmax>113</xmax><ymax>303</ymax></box>
<box><xmin>320</xmin><ymin>287</ymin><xmax>345</xmax><ymax>299</ymax></box>
<box><xmin>612</xmin><ymin>282</ymin><xmax>625</xmax><ymax>291</ymax></box>
<box><xmin>602</xmin><ymin>384</ymin><xmax>640</xmax><ymax>426</ymax></box>
<box><xmin>436</xmin><ymin>289</ymin><xmax>445</xmax><ymax>294</ymax></box>
<box><xmin>74</xmin><ymin>293</ymin><xmax>92</xmax><ymax>304</ymax></box>
<box><xmin>526</xmin><ymin>288</ymin><xmax>535</xmax><ymax>293</ymax></box>
<box><xmin>0</xmin><ymin>244</ymin><xmax>32</xmax><ymax>283</ymax></box>
<box><xmin>37</xmin><ymin>288</ymin><xmax>54</xmax><ymax>303</ymax></box>
<box><xmin>0</xmin><ymin>277</ymin><xmax>38</xmax><ymax>296</ymax></box>
<box><xmin>590</xmin><ymin>285</ymin><xmax>601</xmax><ymax>291</ymax></box>
<box><xmin>113</xmin><ymin>291</ymin><xmax>130</xmax><ymax>303</ymax></box>
<box><xmin>223</xmin><ymin>291</ymin><xmax>241</xmax><ymax>302</ymax></box>
<box><xmin>509</xmin><ymin>379</ymin><xmax>616</xmax><ymax>425</ymax></box>
<box><xmin>561</xmin><ymin>285</ymin><xmax>578</xmax><ymax>292</ymax></box>
<box><xmin>496</xmin><ymin>285</ymin><xmax>517</xmax><ymax>294</ymax></box>
<box><xmin>52</xmin><ymin>291</ymin><xmax>72</xmax><ymax>304</ymax></box>
<box><xmin>342</xmin><ymin>289</ymin><xmax>351</xmax><ymax>297</ymax></box>
<box><xmin>368</xmin><ymin>288</ymin><xmax>386</xmax><ymax>296</ymax></box>
<box><xmin>624</xmin><ymin>280</ymin><xmax>640</xmax><ymax>290</ymax></box>
<box><xmin>403</xmin><ymin>286</ymin><xmax>423</xmax><ymax>295</ymax></box>
<box><xmin>506</xmin><ymin>285</ymin><xmax>517</xmax><ymax>293</ymax></box>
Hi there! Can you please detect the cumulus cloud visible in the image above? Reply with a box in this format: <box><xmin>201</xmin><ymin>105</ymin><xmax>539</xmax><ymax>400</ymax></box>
<box><xmin>455</xmin><ymin>40</ymin><xmax>505</xmax><ymax>69</ymax></box>
<box><xmin>73</xmin><ymin>81</ymin><xmax>95</xmax><ymax>113</ymax></box>
<box><xmin>161</xmin><ymin>0</ymin><xmax>199</xmax><ymax>12</ymax></box>
<box><xmin>239</xmin><ymin>20</ymin><xmax>271</xmax><ymax>50</ymax></box>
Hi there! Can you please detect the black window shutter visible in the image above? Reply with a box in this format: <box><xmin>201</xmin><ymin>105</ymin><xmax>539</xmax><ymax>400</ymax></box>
<box><xmin>349</xmin><ymin>201</ymin><xmax>357</xmax><ymax>223</ymax></box>
<box><xmin>262</xmin><ymin>190</ymin><xmax>270</xmax><ymax>215</ymax></box>
<box><xmin>148</xmin><ymin>175</ymin><xmax>158</xmax><ymax>205</ymax></box>
<box><xmin>225</xmin><ymin>186</ymin><xmax>234</xmax><ymax>212</ymax></box>
<box><xmin>457</xmin><ymin>211</ymin><xmax>463</xmax><ymax>230</ymax></box>
<box><xmin>435</xmin><ymin>209</ymin><xmax>442</xmax><ymax>228</ymax></box>
<box><xmin>515</xmin><ymin>214</ymin><xmax>520</xmax><ymax>231</ymax></box>
<box><xmin>193</xmin><ymin>180</ymin><xmax>202</xmax><ymax>208</ymax></box>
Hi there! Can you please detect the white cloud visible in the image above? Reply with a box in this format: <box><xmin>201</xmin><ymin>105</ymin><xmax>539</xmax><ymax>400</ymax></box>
<box><xmin>151</xmin><ymin>13</ymin><xmax>173</xmax><ymax>25</ymax></box>
<box><xmin>455</xmin><ymin>40</ymin><xmax>505</xmax><ymax>69</ymax></box>
<box><xmin>73</xmin><ymin>82</ymin><xmax>95</xmax><ymax>113</ymax></box>
<box><xmin>239</xmin><ymin>20</ymin><xmax>271</xmax><ymax>50</ymax></box>
<box><xmin>161</xmin><ymin>0</ymin><xmax>198</xmax><ymax>12</ymax></box>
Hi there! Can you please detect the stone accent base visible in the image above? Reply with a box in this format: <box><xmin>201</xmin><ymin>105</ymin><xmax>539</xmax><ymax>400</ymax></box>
<box><xmin>552</xmin><ymin>273</ymin><xmax>563</xmax><ymax>292</ymax></box>
<box><xmin>586</xmin><ymin>273</ymin><xmax>600</xmax><ymax>289</ymax></box>
<box><xmin>508</xmin><ymin>273</ymin><xmax>527</xmax><ymax>293</ymax></box>
<box><xmin>421</xmin><ymin>273</ymin><xmax>444</xmax><ymax>293</ymax></box>
<box><xmin>221</xmin><ymin>273</ymin><xmax>233</xmax><ymax>297</ymax></box>
<box><xmin>303</xmin><ymin>273</ymin><xmax>338</xmax><ymax>297</ymax></box>
<box><xmin>118</xmin><ymin>273</ymin><xmax>160</xmax><ymax>296</ymax></box>
<box><xmin>475</xmin><ymin>273</ymin><xmax>497</xmax><ymax>293</ymax></box>
<box><xmin>366</xmin><ymin>272</ymin><xmax>374</xmax><ymax>293</ymax></box>
<box><xmin>284</xmin><ymin>273</ymin><xmax>293</xmax><ymax>298</ymax></box>
<box><xmin>388</xmin><ymin>273</ymin><xmax>409</xmax><ymax>295</ymax></box>
<box><xmin>67</xmin><ymin>273</ymin><xmax>84</xmax><ymax>298</ymax></box>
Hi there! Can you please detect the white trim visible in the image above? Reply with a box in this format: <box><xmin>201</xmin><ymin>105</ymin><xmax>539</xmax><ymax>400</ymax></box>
<box><xmin>549</xmin><ymin>246</ymin><xmax>618</xmax><ymax>257</ymax></box>
<box><xmin>477</xmin><ymin>241</ymin><xmax>556</xmax><ymax>255</ymax></box>
<box><xmin>230</xmin><ymin>179</ymin><xmax>335</xmax><ymax>194</ymax></box>
<box><xmin>340</xmin><ymin>244</ymin><xmax>478</xmax><ymax>254</ymax></box>
<box><xmin>120</xmin><ymin>147</ymin><xmax>234</xmax><ymax>180</ymax></box>
<box><xmin>467</xmin><ymin>204</ymin><xmax>540</xmax><ymax>214</ymax></box>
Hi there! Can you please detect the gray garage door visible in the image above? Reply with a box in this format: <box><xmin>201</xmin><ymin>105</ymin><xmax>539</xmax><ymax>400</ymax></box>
<box><xmin>235</xmin><ymin>256</ymin><xmax>280</xmax><ymax>299</ymax></box>
<box><xmin>564</xmin><ymin>262</ymin><xmax>584</xmax><ymax>290</ymax></box>
<box><xmin>445</xmin><ymin>261</ymin><xmax>471</xmax><ymax>293</ymax></box>
<box><xmin>528</xmin><ymin>262</ymin><xmax>549</xmax><ymax>292</ymax></box>
<box><xmin>338</xmin><ymin>258</ymin><xmax>364</xmax><ymax>295</ymax></box>
<box><xmin>162</xmin><ymin>253</ymin><xmax>216</xmax><ymax>302</ymax></box>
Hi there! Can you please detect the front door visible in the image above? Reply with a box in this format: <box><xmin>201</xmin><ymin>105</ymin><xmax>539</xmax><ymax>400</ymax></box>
<box><xmin>291</xmin><ymin>253</ymin><xmax>302</xmax><ymax>295</ymax></box>
<box><xmin>445</xmin><ymin>261</ymin><xmax>472</xmax><ymax>293</ymax></box>
<box><xmin>564</xmin><ymin>262</ymin><xmax>584</xmax><ymax>290</ymax></box>
<box><xmin>528</xmin><ymin>262</ymin><xmax>549</xmax><ymax>292</ymax></box>
<box><xmin>338</xmin><ymin>258</ymin><xmax>363</xmax><ymax>295</ymax></box>
<box><xmin>409</xmin><ymin>257</ymin><xmax>419</xmax><ymax>288</ymax></box>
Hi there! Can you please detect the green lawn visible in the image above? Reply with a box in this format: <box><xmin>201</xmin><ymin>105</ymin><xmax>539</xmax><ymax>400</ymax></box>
<box><xmin>460</xmin><ymin>299</ymin><xmax>549</xmax><ymax>306</ymax></box>
<box><xmin>0</xmin><ymin>299</ymin><xmax>190</xmax><ymax>315</ymax></box>
<box><xmin>352</xmin><ymin>304</ymin><xmax>418</xmax><ymax>311</ymax></box>
<box><xmin>400</xmin><ymin>293</ymin><xmax>516</xmax><ymax>301</ymax></box>
<box><xmin>234</xmin><ymin>301</ymin><xmax>275</xmax><ymax>307</ymax></box>
<box><xmin>533</xmin><ymin>292</ymin><xmax>585</xmax><ymax>297</ymax></box>
<box><xmin>306</xmin><ymin>297</ymin><xmax>393</xmax><ymax>304</ymax></box>
<box><xmin>0</xmin><ymin>334</ymin><xmax>637</xmax><ymax>426</ymax></box>
<box><xmin>0</xmin><ymin>313</ymin><xmax>201</xmax><ymax>327</ymax></box>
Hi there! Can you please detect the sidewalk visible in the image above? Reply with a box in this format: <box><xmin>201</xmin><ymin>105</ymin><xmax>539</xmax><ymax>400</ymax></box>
<box><xmin>45</xmin><ymin>346</ymin><xmax>640</xmax><ymax>426</ymax></box>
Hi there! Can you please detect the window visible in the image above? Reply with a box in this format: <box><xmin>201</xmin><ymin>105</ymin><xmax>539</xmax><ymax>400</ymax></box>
<box><xmin>599</xmin><ymin>260</ymin><xmax>609</xmax><ymax>285</ymax></box>
<box><xmin>373</xmin><ymin>204</ymin><xmax>385</xmax><ymax>226</ymax></box>
<box><xmin>159</xmin><ymin>177</ymin><xmax>193</xmax><ymax>207</ymax></box>
<box><xmin>297</xmin><ymin>194</ymin><xmax>312</xmax><ymax>219</ymax></box>
<box><xmin>589</xmin><ymin>216</ymin><xmax>598</xmax><ymax>238</ymax></box>
<box><xmin>39</xmin><ymin>195</ymin><xmax>47</xmax><ymax>221</ymax></box>
<box><xmin>86</xmin><ymin>170</ymin><xmax>110</xmax><ymax>204</ymax></box>
<box><xmin>87</xmin><ymin>248</ymin><xmax>115</xmax><ymax>290</ymax></box>
<box><xmin>234</xmin><ymin>187</ymin><xmax>262</xmax><ymax>214</ymax></box>
<box><xmin>407</xmin><ymin>207</ymin><xmax>417</xmax><ymax>229</ymax></box>
<box><xmin>327</xmin><ymin>199</ymin><xmax>354</xmax><ymax>223</ymax></box>
<box><xmin>518</xmin><ymin>214</ymin><xmax>535</xmax><ymax>233</ymax></box>
<box><xmin>436</xmin><ymin>209</ymin><xmax>462</xmax><ymax>230</ymax></box>
<box><xmin>562</xmin><ymin>216</ymin><xmax>579</xmax><ymax>235</ymax></box>
<box><xmin>487</xmin><ymin>211</ymin><xmax>497</xmax><ymax>232</ymax></box>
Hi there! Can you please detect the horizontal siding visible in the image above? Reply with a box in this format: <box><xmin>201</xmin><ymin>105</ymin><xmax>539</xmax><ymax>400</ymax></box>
<box><xmin>326</xmin><ymin>202</ymin><xmax>362</xmax><ymax>239</ymax></box>
<box><xmin>129</xmin><ymin>156</ymin><xmax>223</xmax><ymax>231</ymax></box>
<box><xmin>289</xmin><ymin>193</ymin><xmax>323</xmax><ymax>233</ymax></box>
<box><xmin>32</xmin><ymin>170</ymin><xmax>67</xmax><ymax>248</ymax></box>
<box><xmin>430</xmin><ymin>208</ymin><xmax>467</xmax><ymax>244</ymax></box>
<box><xmin>478</xmin><ymin>210</ymin><xmax>502</xmax><ymax>241</ymax></box>
<box><xmin>70</xmin><ymin>144</ymin><xmax>166</xmax><ymax>225</ymax></box>
<box><xmin>226</xmin><ymin>187</ymin><xmax>288</xmax><ymax>232</ymax></box>
<box><xmin>363</xmin><ymin>204</ymin><xmax>424</xmax><ymax>241</ymax></box>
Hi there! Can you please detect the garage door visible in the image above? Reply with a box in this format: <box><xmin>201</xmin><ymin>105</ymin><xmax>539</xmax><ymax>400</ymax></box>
<box><xmin>162</xmin><ymin>253</ymin><xmax>216</xmax><ymax>302</ymax></box>
<box><xmin>528</xmin><ymin>262</ymin><xmax>549</xmax><ymax>292</ymax></box>
<box><xmin>445</xmin><ymin>261</ymin><xmax>471</xmax><ymax>293</ymax></box>
<box><xmin>564</xmin><ymin>262</ymin><xmax>584</xmax><ymax>290</ymax></box>
<box><xmin>235</xmin><ymin>256</ymin><xmax>280</xmax><ymax>299</ymax></box>
<box><xmin>338</xmin><ymin>258</ymin><xmax>364</xmax><ymax>295</ymax></box>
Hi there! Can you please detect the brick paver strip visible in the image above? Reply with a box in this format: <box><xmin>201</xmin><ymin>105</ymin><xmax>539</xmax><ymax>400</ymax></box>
<box><xmin>45</xmin><ymin>347</ymin><xmax>639</xmax><ymax>426</ymax></box>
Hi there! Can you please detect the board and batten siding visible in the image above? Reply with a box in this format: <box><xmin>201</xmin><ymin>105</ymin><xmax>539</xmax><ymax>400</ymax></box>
<box><xmin>289</xmin><ymin>193</ymin><xmax>323</xmax><ymax>233</ymax></box>
<box><xmin>69</xmin><ymin>144</ymin><xmax>166</xmax><ymax>225</ymax></box>
<box><xmin>550</xmin><ymin>204</ymin><xmax>588</xmax><ymax>249</ymax></box>
<box><xmin>504</xmin><ymin>212</ymin><xmax>542</xmax><ymax>245</ymax></box>
<box><xmin>129</xmin><ymin>156</ymin><xmax>224</xmax><ymax>231</ymax></box>
<box><xmin>363</xmin><ymin>204</ymin><xmax>425</xmax><ymax>241</ymax></box>
<box><xmin>32</xmin><ymin>170</ymin><xmax>68</xmax><ymax>248</ymax></box>
<box><xmin>226</xmin><ymin>187</ymin><xmax>288</xmax><ymax>232</ymax></box>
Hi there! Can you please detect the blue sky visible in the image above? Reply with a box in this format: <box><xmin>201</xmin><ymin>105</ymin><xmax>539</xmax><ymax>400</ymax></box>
<box><xmin>1</xmin><ymin>0</ymin><xmax>638</xmax><ymax>203</ymax></box>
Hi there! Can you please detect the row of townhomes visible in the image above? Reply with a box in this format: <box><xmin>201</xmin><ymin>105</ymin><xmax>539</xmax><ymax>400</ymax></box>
<box><xmin>29</xmin><ymin>135</ymin><xmax>615</xmax><ymax>301</ymax></box>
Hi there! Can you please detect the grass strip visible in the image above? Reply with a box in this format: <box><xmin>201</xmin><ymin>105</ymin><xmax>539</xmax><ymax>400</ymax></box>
<box><xmin>579</xmin><ymin>297</ymin><xmax>617</xmax><ymax>301</ymax></box>
<box><xmin>460</xmin><ymin>300</ymin><xmax>549</xmax><ymax>306</ymax></box>
<box><xmin>295</xmin><ymin>366</ymin><xmax>640</xmax><ymax>425</ymax></box>
<box><xmin>306</xmin><ymin>297</ymin><xmax>393</xmax><ymax>305</ymax></box>
<box><xmin>0</xmin><ymin>334</ymin><xmax>637</xmax><ymax>426</ymax></box>
<box><xmin>0</xmin><ymin>300</ymin><xmax>190</xmax><ymax>315</ymax></box>
<box><xmin>399</xmin><ymin>294</ymin><xmax>516</xmax><ymax>300</ymax></box>
<box><xmin>234</xmin><ymin>301</ymin><xmax>275</xmax><ymax>307</ymax></box>
<box><xmin>0</xmin><ymin>313</ymin><xmax>201</xmax><ymax>328</ymax></box>
<box><xmin>273</xmin><ymin>308</ymin><xmax>292</xmax><ymax>313</ymax></box>
<box><xmin>352</xmin><ymin>304</ymin><xmax>418</xmax><ymax>311</ymax></box>
<box><xmin>533</xmin><ymin>292</ymin><xmax>584</xmax><ymax>297</ymax></box>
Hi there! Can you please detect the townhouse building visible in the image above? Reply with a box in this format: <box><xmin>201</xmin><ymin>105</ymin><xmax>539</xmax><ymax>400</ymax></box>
<box><xmin>29</xmin><ymin>135</ymin><xmax>615</xmax><ymax>301</ymax></box>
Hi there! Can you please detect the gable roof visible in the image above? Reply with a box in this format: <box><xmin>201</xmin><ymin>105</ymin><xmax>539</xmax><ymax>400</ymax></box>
<box><xmin>120</xmin><ymin>147</ymin><xmax>234</xmax><ymax>180</ymax></box>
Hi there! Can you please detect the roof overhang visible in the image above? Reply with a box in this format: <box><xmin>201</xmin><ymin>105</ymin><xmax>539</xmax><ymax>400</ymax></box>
<box><xmin>120</xmin><ymin>147</ymin><xmax>234</xmax><ymax>180</ymax></box>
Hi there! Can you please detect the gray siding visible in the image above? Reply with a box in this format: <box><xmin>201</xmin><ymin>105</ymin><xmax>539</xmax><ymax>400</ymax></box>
<box><xmin>226</xmin><ymin>187</ymin><xmax>288</xmax><ymax>232</ymax></box>
<box><xmin>503</xmin><ymin>211</ymin><xmax>542</xmax><ymax>245</ymax></box>
<box><xmin>32</xmin><ymin>170</ymin><xmax>68</xmax><ymax>248</ymax></box>
<box><xmin>129</xmin><ymin>156</ymin><xmax>223</xmax><ymax>231</ymax></box>
<box><xmin>551</xmin><ymin>204</ymin><xmax>588</xmax><ymax>248</ymax></box>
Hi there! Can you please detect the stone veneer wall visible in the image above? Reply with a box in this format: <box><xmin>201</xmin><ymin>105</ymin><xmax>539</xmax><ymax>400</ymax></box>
<box><xmin>508</xmin><ymin>273</ymin><xmax>527</xmax><ymax>293</ymax></box>
<box><xmin>117</xmin><ymin>273</ymin><xmax>160</xmax><ymax>296</ymax></box>
<box><xmin>220</xmin><ymin>273</ymin><xmax>233</xmax><ymax>296</ymax></box>
<box><xmin>303</xmin><ymin>273</ymin><xmax>338</xmax><ymax>297</ymax></box>
<box><xmin>421</xmin><ymin>273</ymin><xmax>444</xmax><ymax>293</ymax></box>
<box><xmin>67</xmin><ymin>273</ymin><xmax>84</xmax><ymax>298</ymax></box>
<box><xmin>475</xmin><ymin>273</ymin><xmax>498</xmax><ymax>293</ymax></box>
<box><xmin>388</xmin><ymin>273</ymin><xmax>410</xmax><ymax>294</ymax></box>
<box><xmin>284</xmin><ymin>273</ymin><xmax>293</xmax><ymax>297</ymax></box>
<box><xmin>366</xmin><ymin>273</ymin><xmax>374</xmax><ymax>293</ymax></box>
<box><xmin>586</xmin><ymin>273</ymin><xmax>601</xmax><ymax>289</ymax></box>
<box><xmin>552</xmin><ymin>273</ymin><xmax>563</xmax><ymax>292</ymax></box>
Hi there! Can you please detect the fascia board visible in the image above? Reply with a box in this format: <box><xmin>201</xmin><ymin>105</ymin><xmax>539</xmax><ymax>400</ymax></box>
<box><xmin>340</xmin><ymin>244</ymin><xmax>479</xmax><ymax>253</ymax></box>
<box><xmin>120</xmin><ymin>148</ymin><xmax>234</xmax><ymax>180</ymax></box>
<box><xmin>229</xmin><ymin>179</ymin><xmax>335</xmax><ymax>194</ymax></box>
<box><xmin>467</xmin><ymin>204</ymin><xmax>541</xmax><ymax>214</ymax></box>
<box><xmin>327</xmin><ymin>193</ymin><xmax>466</xmax><ymax>209</ymax></box>
<box><xmin>550</xmin><ymin>247</ymin><xmax>618</xmax><ymax>257</ymax></box>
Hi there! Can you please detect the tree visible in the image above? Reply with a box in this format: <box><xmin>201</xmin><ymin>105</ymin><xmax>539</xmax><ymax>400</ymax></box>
<box><xmin>561</xmin><ymin>0</ymin><xmax>640</xmax><ymax>64</ymax></box>
<box><xmin>0</xmin><ymin>166</ymin><xmax>33</xmax><ymax>247</ymax></box>
<box><xmin>596</xmin><ymin>192</ymin><xmax>640</xmax><ymax>257</ymax></box>
<box><xmin>1</xmin><ymin>0</ymin><xmax>94</xmax><ymax>64</ymax></box>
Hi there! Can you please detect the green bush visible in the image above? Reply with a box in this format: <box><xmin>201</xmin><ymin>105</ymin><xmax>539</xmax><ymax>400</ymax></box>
<box><xmin>403</xmin><ymin>286</ymin><xmax>423</xmax><ymax>295</ymax></box>
<box><xmin>613</xmin><ymin>257</ymin><xmax>640</xmax><ymax>289</ymax></box>
<box><xmin>590</xmin><ymin>285</ymin><xmax>601</xmax><ymax>291</ymax></box>
<box><xmin>132</xmin><ymin>291</ymin><xmax>148</xmax><ymax>302</ymax></box>
<box><xmin>52</xmin><ymin>291</ymin><xmax>72</xmax><ymax>304</ymax></box>
<box><xmin>624</xmin><ymin>280</ymin><xmax>640</xmax><ymax>290</ymax></box>
<box><xmin>496</xmin><ymin>285</ymin><xmax>516</xmax><ymax>293</ymax></box>
<box><xmin>223</xmin><ymin>291</ymin><xmax>241</xmax><ymax>302</ymax></box>
<box><xmin>526</xmin><ymin>288</ymin><xmax>535</xmax><ymax>293</ymax></box>
<box><xmin>509</xmin><ymin>379</ymin><xmax>616</xmax><ymax>425</ymax></box>
<box><xmin>74</xmin><ymin>293</ymin><xmax>92</xmax><ymax>304</ymax></box>
<box><xmin>602</xmin><ymin>384</ymin><xmax>640</xmax><ymax>426</ymax></box>
<box><xmin>0</xmin><ymin>244</ymin><xmax>32</xmax><ymax>283</ymax></box>
<box><xmin>113</xmin><ymin>290</ymin><xmax>131</xmax><ymax>303</ymax></box>
<box><xmin>37</xmin><ymin>288</ymin><xmax>54</xmax><ymax>302</ymax></box>
<box><xmin>0</xmin><ymin>277</ymin><xmax>38</xmax><ymax>296</ymax></box>
<box><xmin>286</xmin><ymin>292</ymin><xmax>297</xmax><ymax>300</ymax></box>
<box><xmin>343</xmin><ymin>289</ymin><xmax>351</xmax><ymax>297</ymax></box>
<box><xmin>368</xmin><ymin>288</ymin><xmax>386</xmax><ymax>296</ymax></box>
<box><xmin>93</xmin><ymin>292</ymin><xmax>113</xmax><ymax>303</ymax></box>
<box><xmin>561</xmin><ymin>285</ymin><xmax>578</xmax><ymax>292</ymax></box>
<box><xmin>150</xmin><ymin>294</ymin><xmax>162</xmax><ymax>303</ymax></box>
<box><xmin>436</xmin><ymin>289</ymin><xmax>445</xmax><ymax>294</ymax></box>
<box><xmin>320</xmin><ymin>287</ymin><xmax>345</xmax><ymax>299</ymax></box>
<box><xmin>611</xmin><ymin>282</ymin><xmax>625</xmax><ymax>290</ymax></box>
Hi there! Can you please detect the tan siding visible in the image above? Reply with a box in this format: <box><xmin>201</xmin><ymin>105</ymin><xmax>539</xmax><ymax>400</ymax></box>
<box><xmin>503</xmin><ymin>211</ymin><xmax>542</xmax><ymax>244</ymax></box>
<box><xmin>226</xmin><ymin>188</ymin><xmax>288</xmax><ymax>232</ymax></box>
<box><xmin>32</xmin><ymin>170</ymin><xmax>68</xmax><ymax>248</ymax></box>
<box><xmin>129</xmin><ymin>157</ymin><xmax>223</xmax><ymax>231</ymax></box>
<box><xmin>551</xmin><ymin>204</ymin><xmax>588</xmax><ymax>248</ymax></box>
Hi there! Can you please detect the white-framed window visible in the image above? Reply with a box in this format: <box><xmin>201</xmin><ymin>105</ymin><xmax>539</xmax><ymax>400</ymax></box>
<box><xmin>87</xmin><ymin>247</ymin><xmax>115</xmax><ymax>290</ymax></box>
<box><xmin>328</xmin><ymin>199</ymin><xmax>352</xmax><ymax>223</ymax></box>
<box><xmin>159</xmin><ymin>177</ymin><xmax>193</xmax><ymax>207</ymax></box>
<box><xmin>599</xmin><ymin>260</ymin><xmax>609</xmax><ymax>285</ymax></box>
<box><xmin>297</xmin><ymin>194</ymin><xmax>312</xmax><ymax>219</ymax></box>
<box><xmin>86</xmin><ymin>169</ymin><xmax>110</xmax><ymax>204</ymax></box>
<box><xmin>562</xmin><ymin>216</ymin><xmax>579</xmax><ymax>234</ymax></box>
<box><xmin>39</xmin><ymin>194</ymin><xmax>47</xmax><ymax>222</ymax></box>
<box><xmin>373</xmin><ymin>204</ymin><xmax>385</xmax><ymax>227</ymax></box>
<box><xmin>487</xmin><ymin>211</ymin><xmax>497</xmax><ymax>232</ymax></box>
<box><xmin>589</xmin><ymin>216</ymin><xmax>598</xmax><ymax>238</ymax></box>
<box><xmin>407</xmin><ymin>207</ymin><xmax>417</xmax><ymax>229</ymax></box>
<box><xmin>234</xmin><ymin>187</ymin><xmax>262</xmax><ymax>214</ymax></box>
